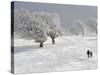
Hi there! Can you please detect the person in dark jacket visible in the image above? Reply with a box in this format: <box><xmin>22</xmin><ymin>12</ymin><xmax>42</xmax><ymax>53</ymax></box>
<box><xmin>87</xmin><ymin>50</ymin><xmax>90</xmax><ymax>58</ymax></box>
<box><xmin>90</xmin><ymin>51</ymin><xmax>93</xmax><ymax>58</ymax></box>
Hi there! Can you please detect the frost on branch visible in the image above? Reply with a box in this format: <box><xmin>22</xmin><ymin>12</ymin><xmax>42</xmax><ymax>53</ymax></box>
<box><xmin>14</xmin><ymin>9</ymin><xmax>62</xmax><ymax>47</ymax></box>
<box><xmin>14</xmin><ymin>9</ymin><xmax>48</xmax><ymax>47</ymax></box>
<box><xmin>47</xmin><ymin>13</ymin><xmax>62</xmax><ymax>44</ymax></box>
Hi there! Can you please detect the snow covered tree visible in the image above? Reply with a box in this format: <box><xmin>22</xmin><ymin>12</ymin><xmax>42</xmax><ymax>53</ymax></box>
<box><xmin>46</xmin><ymin>13</ymin><xmax>62</xmax><ymax>44</ymax></box>
<box><xmin>14</xmin><ymin>8</ymin><xmax>62</xmax><ymax>47</ymax></box>
<box><xmin>14</xmin><ymin>9</ymin><xmax>48</xmax><ymax>47</ymax></box>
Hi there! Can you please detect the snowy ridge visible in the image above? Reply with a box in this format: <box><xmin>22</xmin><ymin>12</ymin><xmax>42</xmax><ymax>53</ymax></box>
<box><xmin>69</xmin><ymin>18</ymin><xmax>97</xmax><ymax>35</ymax></box>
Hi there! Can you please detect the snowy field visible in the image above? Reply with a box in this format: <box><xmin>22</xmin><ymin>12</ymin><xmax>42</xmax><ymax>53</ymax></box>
<box><xmin>13</xmin><ymin>35</ymin><xmax>97</xmax><ymax>74</ymax></box>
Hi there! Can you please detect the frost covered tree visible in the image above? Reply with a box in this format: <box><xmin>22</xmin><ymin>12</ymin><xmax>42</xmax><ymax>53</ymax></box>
<box><xmin>14</xmin><ymin>9</ymin><xmax>62</xmax><ymax>47</ymax></box>
<box><xmin>46</xmin><ymin>14</ymin><xmax>62</xmax><ymax>44</ymax></box>
<box><xmin>14</xmin><ymin>9</ymin><xmax>48</xmax><ymax>47</ymax></box>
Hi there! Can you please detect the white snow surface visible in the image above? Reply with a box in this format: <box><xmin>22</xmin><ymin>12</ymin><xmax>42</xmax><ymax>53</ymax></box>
<box><xmin>14</xmin><ymin>35</ymin><xmax>97</xmax><ymax>74</ymax></box>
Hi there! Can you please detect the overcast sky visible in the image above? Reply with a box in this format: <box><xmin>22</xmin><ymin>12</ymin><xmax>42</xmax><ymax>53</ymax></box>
<box><xmin>14</xmin><ymin>1</ymin><xmax>97</xmax><ymax>31</ymax></box>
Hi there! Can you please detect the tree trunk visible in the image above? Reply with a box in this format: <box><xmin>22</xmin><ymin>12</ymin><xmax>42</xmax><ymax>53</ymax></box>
<box><xmin>51</xmin><ymin>38</ymin><xmax>55</xmax><ymax>44</ymax></box>
<box><xmin>40</xmin><ymin>42</ymin><xmax>43</xmax><ymax>47</ymax></box>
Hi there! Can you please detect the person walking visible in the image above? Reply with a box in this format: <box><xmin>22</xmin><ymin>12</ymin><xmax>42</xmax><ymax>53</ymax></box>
<box><xmin>90</xmin><ymin>51</ymin><xmax>93</xmax><ymax>58</ymax></box>
<box><xmin>87</xmin><ymin>50</ymin><xmax>90</xmax><ymax>58</ymax></box>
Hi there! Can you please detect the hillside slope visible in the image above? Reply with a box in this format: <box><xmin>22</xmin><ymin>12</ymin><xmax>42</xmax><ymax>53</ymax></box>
<box><xmin>14</xmin><ymin>36</ymin><xmax>97</xmax><ymax>73</ymax></box>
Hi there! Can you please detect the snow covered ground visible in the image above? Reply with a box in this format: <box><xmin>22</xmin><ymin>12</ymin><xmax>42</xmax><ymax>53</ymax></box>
<box><xmin>13</xmin><ymin>35</ymin><xmax>97</xmax><ymax>74</ymax></box>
